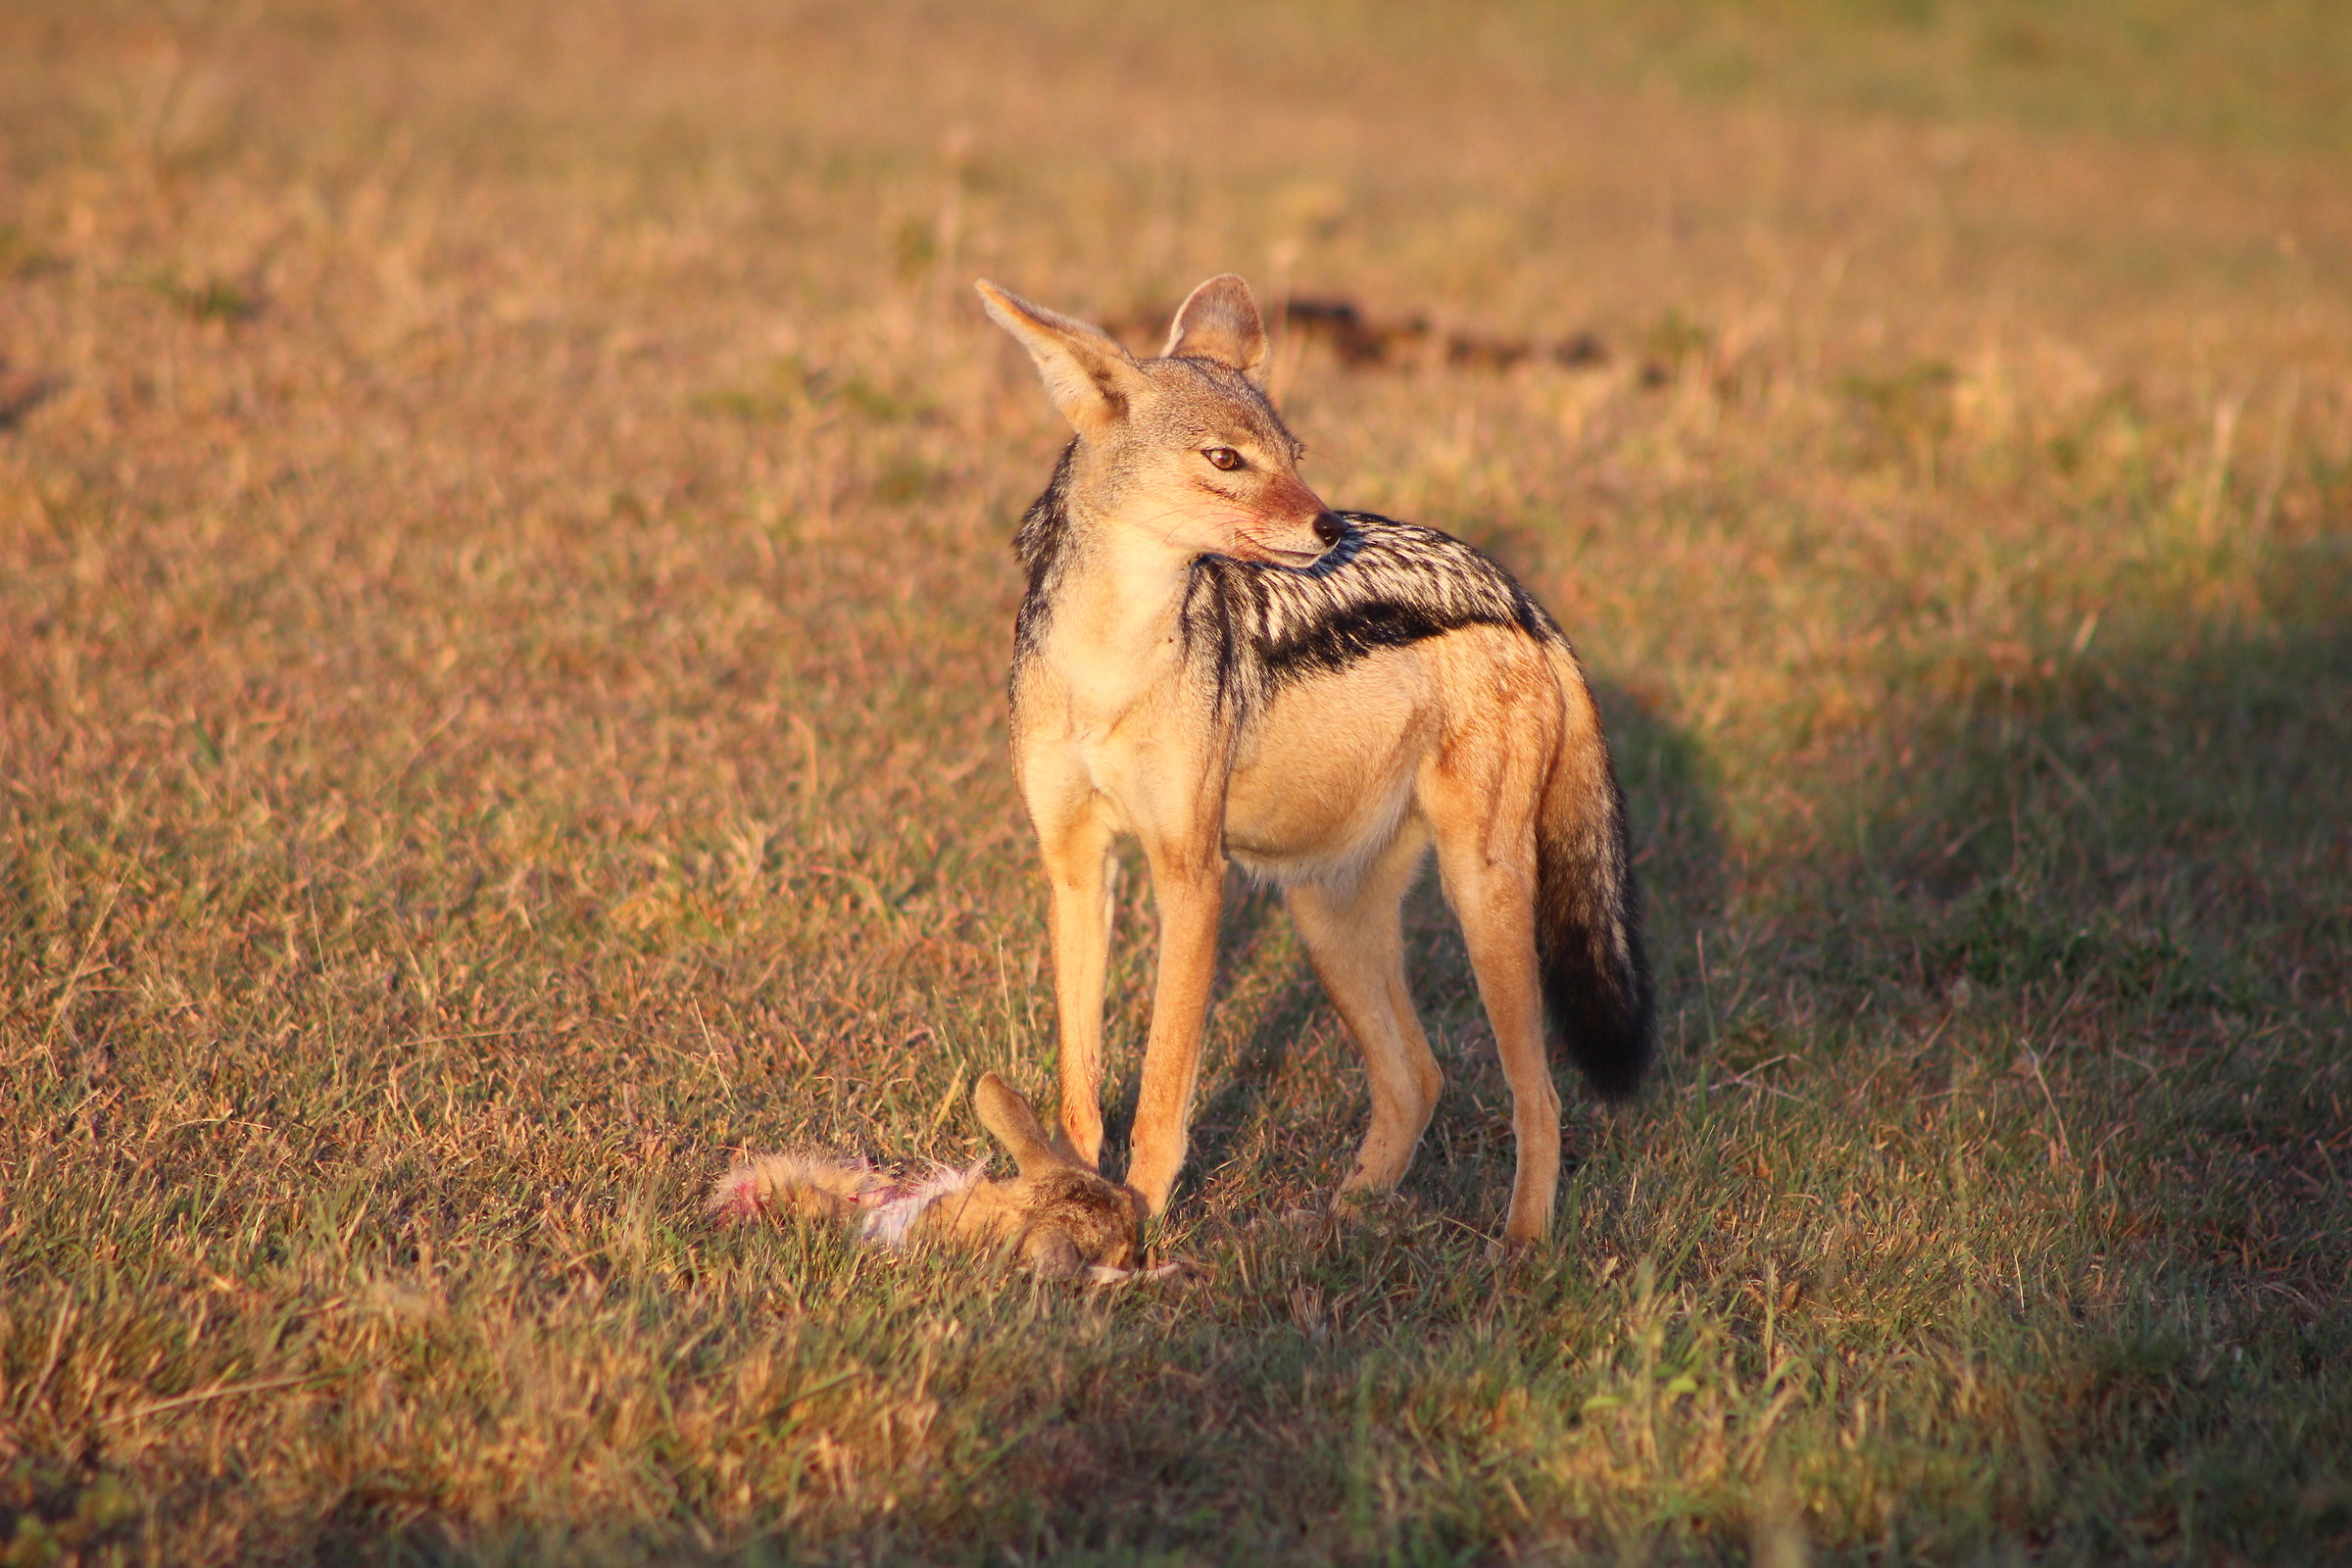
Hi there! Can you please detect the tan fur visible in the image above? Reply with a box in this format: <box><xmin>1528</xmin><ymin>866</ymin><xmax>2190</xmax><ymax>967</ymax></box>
<box><xmin>710</xmin><ymin>1152</ymin><xmax>890</xmax><ymax>1223</ymax></box>
<box><xmin>981</xmin><ymin>275</ymin><xmax>1643</xmax><ymax>1245</ymax></box>
<box><xmin>710</xmin><ymin>1072</ymin><xmax>1148</xmax><ymax>1279</ymax></box>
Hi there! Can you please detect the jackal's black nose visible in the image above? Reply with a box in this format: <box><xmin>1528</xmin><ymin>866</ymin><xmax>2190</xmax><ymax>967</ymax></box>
<box><xmin>1312</xmin><ymin>511</ymin><xmax>1346</xmax><ymax>547</ymax></box>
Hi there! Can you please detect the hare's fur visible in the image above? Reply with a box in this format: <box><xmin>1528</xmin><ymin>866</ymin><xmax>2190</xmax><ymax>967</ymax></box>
<box><xmin>711</xmin><ymin>1072</ymin><xmax>1152</xmax><ymax>1280</ymax></box>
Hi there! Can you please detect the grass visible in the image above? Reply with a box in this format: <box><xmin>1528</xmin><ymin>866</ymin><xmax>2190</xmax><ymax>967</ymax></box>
<box><xmin>1</xmin><ymin>0</ymin><xmax>2348</xmax><ymax>1562</ymax></box>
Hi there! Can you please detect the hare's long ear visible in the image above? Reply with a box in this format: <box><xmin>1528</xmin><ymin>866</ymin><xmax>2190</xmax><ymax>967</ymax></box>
<box><xmin>973</xmin><ymin>1071</ymin><xmax>1067</xmax><ymax>1178</ymax></box>
<box><xmin>1161</xmin><ymin>273</ymin><xmax>1268</xmax><ymax>381</ymax></box>
<box><xmin>975</xmin><ymin>281</ymin><xmax>1149</xmax><ymax>435</ymax></box>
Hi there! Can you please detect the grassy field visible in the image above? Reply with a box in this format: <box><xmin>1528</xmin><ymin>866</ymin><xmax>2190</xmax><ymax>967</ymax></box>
<box><xmin>3</xmin><ymin>1</ymin><xmax>2349</xmax><ymax>1561</ymax></box>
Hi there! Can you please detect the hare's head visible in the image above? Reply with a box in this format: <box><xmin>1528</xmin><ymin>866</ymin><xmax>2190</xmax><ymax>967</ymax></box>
<box><xmin>971</xmin><ymin>1072</ymin><xmax>1149</xmax><ymax>1279</ymax></box>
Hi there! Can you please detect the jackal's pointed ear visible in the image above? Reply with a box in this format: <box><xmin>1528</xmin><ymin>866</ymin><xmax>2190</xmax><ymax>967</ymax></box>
<box><xmin>973</xmin><ymin>1071</ymin><xmax>1067</xmax><ymax>1178</ymax></box>
<box><xmin>975</xmin><ymin>281</ymin><xmax>1147</xmax><ymax>435</ymax></box>
<box><xmin>1162</xmin><ymin>273</ymin><xmax>1268</xmax><ymax>381</ymax></box>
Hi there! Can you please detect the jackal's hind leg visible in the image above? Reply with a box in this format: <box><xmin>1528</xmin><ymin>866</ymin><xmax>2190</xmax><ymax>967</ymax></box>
<box><xmin>1287</xmin><ymin>822</ymin><xmax>1442</xmax><ymax>1199</ymax></box>
<box><xmin>1433</xmin><ymin>819</ymin><xmax>1560</xmax><ymax>1246</ymax></box>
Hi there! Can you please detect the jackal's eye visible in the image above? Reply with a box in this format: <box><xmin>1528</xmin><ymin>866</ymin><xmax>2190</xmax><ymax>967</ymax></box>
<box><xmin>1202</xmin><ymin>447</ymin><xmax>1245</xmax><ymax>472</ymax></box>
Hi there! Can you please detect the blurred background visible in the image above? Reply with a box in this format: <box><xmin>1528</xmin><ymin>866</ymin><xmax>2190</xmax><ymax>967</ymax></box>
<box><xmin>5</xmin><ymin>0</ymin><xmax>2342</xmax><ymax>889</ymax></box>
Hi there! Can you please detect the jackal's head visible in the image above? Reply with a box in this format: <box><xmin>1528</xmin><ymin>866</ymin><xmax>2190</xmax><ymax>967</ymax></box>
<box><xmin>977</xmin><ymin>274</ymin><xmax>1343</xmax><ymax>565</ymax></box>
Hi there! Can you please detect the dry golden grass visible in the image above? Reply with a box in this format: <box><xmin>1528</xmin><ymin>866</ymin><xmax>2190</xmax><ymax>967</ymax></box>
<box><xmin>2</xmin><ymin>2</ymin><xmax>2349</xmax><ymax>1562</ymax></box>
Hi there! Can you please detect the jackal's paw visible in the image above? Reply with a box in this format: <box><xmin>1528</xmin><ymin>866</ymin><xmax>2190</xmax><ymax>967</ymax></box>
<box><xmin>1485</xmin><ymin>1230</ymin><xmax>1547</xmax><ymax>1264</ymax></box>
<box><xmin>1276</xmin><ymin>1200</ymin><xmax>1337</xmax><ymax>1234</ymax></box>
<box><xmin>1310</xmin><ymin>1188</ymin><xmax>1423</xmax><ymax>1231</ymax></box>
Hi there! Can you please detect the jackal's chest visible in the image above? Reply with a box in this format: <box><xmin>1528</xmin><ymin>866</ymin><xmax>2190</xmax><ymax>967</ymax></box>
<box><xmin>1012</xmin><ymin>619</ymin><xmax>1217</xmax><ymax>810</ymax></box>
<box><xmin>1041</xmin><ymin>637</ymin><xmax>1183</xmax><ymax>730</ymax></box>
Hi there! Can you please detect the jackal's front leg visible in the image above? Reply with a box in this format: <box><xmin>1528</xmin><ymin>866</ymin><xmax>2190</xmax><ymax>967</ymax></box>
<box><xmin>1037</xmin><ymin>808</ymin><xmax>1116</xmax><ymax>1171</ymax></box>
<box><xmin>1123</xmin><ymin>851</ymin><xmax>1226</xmax><ymax>1217</ymax></box>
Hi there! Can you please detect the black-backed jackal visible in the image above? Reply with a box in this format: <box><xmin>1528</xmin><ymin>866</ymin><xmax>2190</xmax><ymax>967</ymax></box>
<box><xmin>978</xmin><ymin>274</ymin><xmax>1650</xmax><ymax>1245</ymax></box>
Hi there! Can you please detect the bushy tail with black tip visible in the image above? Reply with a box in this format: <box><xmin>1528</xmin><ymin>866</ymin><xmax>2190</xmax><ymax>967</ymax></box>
<box><xmin>1535</xmin><ymin>674</ymin><xmax>1653</xmax><ymax>1099</ymax></box>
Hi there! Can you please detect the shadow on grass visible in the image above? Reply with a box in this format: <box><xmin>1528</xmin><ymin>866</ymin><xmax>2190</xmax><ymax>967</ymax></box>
<box><xmin>1846</xmin><ymin>547</ymin><xmax>2352</xmax><ymax>1292</ymax></box>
